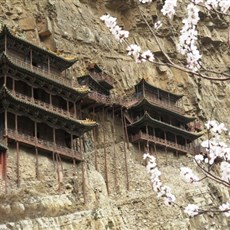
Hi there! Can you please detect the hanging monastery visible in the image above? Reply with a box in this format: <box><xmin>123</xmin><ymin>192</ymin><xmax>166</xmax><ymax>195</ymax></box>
<box><xmin>0</xmin><ymin>25</ymin><xmax>203</xmax><ymax>197</ymax></box>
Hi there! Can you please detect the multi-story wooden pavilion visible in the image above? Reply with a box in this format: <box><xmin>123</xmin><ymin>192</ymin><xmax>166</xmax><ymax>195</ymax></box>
<box><xmin>124</xmin><ymin>79</ymin><xmax>202</xmax><ymax>155</ymax></box>
<box><xmin>77</xmin><ymin>63</ymin><xmax>116</xmax><ymax>109</ymax></box>
<box><xmin>0</xmin><ymin>25</ymin><xmax>97</xmax><ymax>186</ymax></box>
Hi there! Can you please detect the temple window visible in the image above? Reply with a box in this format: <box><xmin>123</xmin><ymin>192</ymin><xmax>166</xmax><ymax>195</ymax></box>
<box><xmin>6</xmin><ymin>77</ymin><xmax>13</xmax><ymax>90</ymax></box>
<box><xmin>34</xmin><ymin>88</ymin><xmax>49</xmax><ymax>104</ymax></box>
<box><xmin>15</xmin><ymin>80</ymin><xmax>31</xmax><ymax>97</ymax></box>
<box><xmin>52</xmin><ymin>95</ymin><xmax>67</xmax><ymax>110</ymax></box>
<box><xmin>18</xmin><ymin>116</ymin><xmax>34</xmax><ymax>136</ymax></box>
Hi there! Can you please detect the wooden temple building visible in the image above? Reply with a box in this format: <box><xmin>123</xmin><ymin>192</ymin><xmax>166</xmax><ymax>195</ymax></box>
<box><xmin>77</xmin><ymin>63</ymin><xmax>117</xmax><ymax>110</ymax></box>
<box><xmin>124</xmin><ymin>79</ymin><xmax>202</xmax><ymax>155</ymax></box>
<box><xmin>0</xmin><ymin>26</ymin><xmax>97</xmax><ymax>187</ymax></box>
<box><xmin>0</xmin><ymin>25</ymin><xmax>203</xmax><ymax>195</ymax></box>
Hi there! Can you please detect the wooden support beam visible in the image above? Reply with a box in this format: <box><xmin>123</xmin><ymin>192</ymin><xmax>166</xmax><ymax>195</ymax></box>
<box><xmin>112</xmin><ymin>106</ymin><xmax>117</xmax><ymax>193</ymax></box>
<box><xmin>4</xmin><ymin>32</ymin><xmax>7</xmax><ymax>54</ymax></box>
<box><xmin>80</xmin><ymin>137</ymin><xmax>86</xmax><ymax>204</ymax></box>
<box><xmin>81</xmin><ymin>159</ymin><xmax>86</xmax><ymax>204</ymax></box>
<box><xmin>30</xmin><ymin>49</ymin><xmax>32</xmax><ymax>69</ymax></box>
<box><xmin>35</xmin><ymin>147</ymin><xmax>39</xmax><ymax>179</ymax></box>
<box><xmin>16</xmin><ymin>141</ymin><xmax>20</xmax><ymax>187</ymax></box>
<box><xmin>48</xmin><ymin>56</ymin><xmax>50</xmax><ymax>74</ymax></box>
<box><xmin>121</xmin><ymin>108</ymin><xmax>129</xmax><ymax>191</ymax></box>
<box><xmin>93</xmin><ymin>106</ymin><xmax>98</xmax><ymax>171</ymax></box>
<box><xmin>4</xmin><ymin>149</ymin><xmax>7</xmax><ymax>194</ymax></box>
<box><xmin>103</xmin><ymin>107</ymin><xmax>109</xmax><ymax>194</ymax></box>
<box><xmin>123</xmin><ymin>111</ymin><xmax>129</xmax><ymax>150</ymax></box>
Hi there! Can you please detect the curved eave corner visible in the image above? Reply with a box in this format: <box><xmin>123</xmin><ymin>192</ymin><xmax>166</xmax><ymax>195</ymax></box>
<box><xmin>0</xmin><ymin>25</ymin><xmax>78</xmax><ymax>66</ymax></box>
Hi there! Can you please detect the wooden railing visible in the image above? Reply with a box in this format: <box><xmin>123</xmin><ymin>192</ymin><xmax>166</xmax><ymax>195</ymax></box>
<box><xmin>89</xmin><ymin>71</ymin><xmax>114</xmax><ymax>87</ymax></box>
<box><xmin>87</xmin><ymin>91</ymin><xmax>114</xmax><ymax>105</ymax></box>
<box><xmin>6</xmin><ymin>129</ymin><xmax>81</xmax><ymax>160</ymax></box>
<box><xmin>6</xmin><ymin>52</ymin><xmax>79</xmax><ymax>88</ymax></box>
<box><xmin>130</xmin><ymin>131</ymin><xmax>194</xmax><ymax>154</ymax></box>
<box><xmin>124</xmin><ymin>93</ymin><xmax>184</xmax><ymax>115</ymax></box>
<box><xmin>9</xmin><ymin>90</ymin><xmax>78</xmax><ymax>119</ymax></box>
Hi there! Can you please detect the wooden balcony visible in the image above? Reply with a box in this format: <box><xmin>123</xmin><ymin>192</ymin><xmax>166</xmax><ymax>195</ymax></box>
<box><xmin>89</xmin><ymin>72</ymin><xmax>114</xmax><ymax>89</ymax></box>
<box><xmin>6</xmin><ymin>52</ymin><xmax>79</xmax><ymax>89</ymax></box>
<box><xmin>5</xmin><ymin>129</ymin><xmax>82</xmax><ymax>161</ymax></box>
<box><xmin>87</xmin><ymin>91</ymin><xmax>113</xmax><ymax>105</ymax></box>
<box><xmin>9</xmin><ymin>89</ymin><xmax>78</xmax><ymax>119</ymax></box>
<box><xmin>130</xmin><ymin>131</ymin><xmax>194</xmax><ymax>154</ymax></box>
<box><xmin>124</xmin><ymin>93</ymin><xmax>184</xmax><ymax>115</ymax></box>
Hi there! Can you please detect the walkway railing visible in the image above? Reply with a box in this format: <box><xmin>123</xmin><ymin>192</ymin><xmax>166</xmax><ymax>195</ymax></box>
<box><xmin>124</xmin><ymin>93</ymin><xmax>184</xmax><ymax>115</ymax></box>
<box><xmin>6</xmin><ymin>52</ymin><xmax>79</xmax><ymax>88</ymax></box>
<box><xmin>5</xmin><ymin>129</ymin><xmax>81</xmax><ymax>160</ymax></box>
<box><xmin>9</xmin><ymin>90</ymin><xmax>78</xmax><ymax>119</ymax></box>
<box><xmin>130</xmin><ymin>131</ymin><xmax>194</xmax><ymax>154</ymax></box>
<box><xmin>89</xmin><ymin>72</ymin><xmax>114</xmax><ymax>87</ymax></box>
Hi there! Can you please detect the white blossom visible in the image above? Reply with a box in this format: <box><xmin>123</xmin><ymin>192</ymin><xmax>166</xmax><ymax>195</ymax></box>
<box><xmin>205</xmin><ymin>0</ymin><xmax>230</xmax><ymax>13</ymax></box>
<box><xmin>100</xmin><ymin>13</ymin><xmax>129</xmax><ymax>43</ymax></box>
<box><xmin>154</xmin><ymin>21</ymin><xmax>162</xmax><ymax>30</ymax></box>
<box><xmin>177</xmin><ymin>3</ymin><xmax>201</xmax><ymax>71</ymax></box>
<box><xmin>161</xmin><ymin>0</ymin><xmax>178</xmax><ymax>18</ymax></box>
<box><xmin>127</xmin><ymin>44</ymin><xmax>142</xmax><ymax>62</ymax></box>
<box><xmin>180</xmin><ymin>167</ymin><xmax>199</xmax><ymax>183</ymax></box>
<box><xmin>144</xmin><ymin>153</ymin><xmax>176</xmax><ymax>206</ymax></box>
<box><xmin>184</xmin><ymin>204</ymin><xmax>199</xmax><ymax>217</ymax></box>
<box><xmin>219</xmin><ymin>202</ymin><xmax>230</xmax><ymax>217</ymax></box>
<box><xmin>195</xmin><ymin>154</ymin><xmax>204</xmax><ymax>163</ymax></box>
<box><xmin>141</xmin><ymin>50</ymin><xmax>155</xmax><ymax>62</ymax></box>
<box><xmin>139</xmin><ymin>0</ymin><xmax>152</xmax><ymax>3</ymax></box>
<box><xmin>220</xmin><ymin>162</ymin><xmax>230</xmax><ymax>182</ymax></box>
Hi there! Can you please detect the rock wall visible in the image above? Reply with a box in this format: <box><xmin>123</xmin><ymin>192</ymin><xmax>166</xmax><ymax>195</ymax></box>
<box><xmin>0</xmin><ymin>0</ymin><xmax>229</xmax><ymax>229</ymax></box>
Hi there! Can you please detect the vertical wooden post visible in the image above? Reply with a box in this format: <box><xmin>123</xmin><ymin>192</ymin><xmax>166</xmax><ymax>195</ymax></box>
<box><xmin>103</xmin><ymin>107</ymin><xmax>109</xmax><ymax>194</ymax></box>
<box><xmin>74</xmin><ymin>102</ymin><xmax>77</xmax><ymax>118</ymax></box>
<box><xmin>80</xmin><ymin>136</ymin><xmax>86</xmax><ymax>204</ymax></box>
<box><xmin>30</xmin><ymin>49</ymin><xmax>32</xmax><ymax>69</ymax></box>
<box><xmin>121</xmin><ymin>108</ymin><xmax>129</xmax><ymax>191</ymax></box>
<box><xmin>34</xmin><ymin>121</ymin><xmax>39</xmax><ymax>179</ymax></box>
<box><xmin>138</xmin><ymin>140</ymin><xmax>141</xmax><ymax>162</ymax></box>
<box><xmin>4</xmin><ymin>111</ymin><xmax>8</xmax><ymax>193</ymax></box>
<box><xmin>12</xmin><ymin>79</ymin><xmax>15</xmax><ymax>91</ymax></box>
<box><xmin>112</xmin><ymin>106</ymin><xmax>117</xmax><ymax>193</ymax></box>
<box><xmin>93</xmin><ymin>106</ymin><xmax>98</xmax><ymax>171</ymax></box>
<box><xmin>16</xmin><ymin>141</ymin><xmax>20</xmax><ymax>187</ymax></box>
<box><xmin>66</xmin><ymin>100</ymin><xmax>69</xmax><ymax>115</ymax></box>
<box><xmin>142</xmin><ymin>79</ymin><xmax>145</xmax><ymax>97</ymax></box>
<box><xmin>123</xmin><ymin>111</ymin><xmax>129</xmax><ymax>150</ymax></box>
<box><xmin>15</xmin><ymin>114</ymin><xmax>20</xmax><ymax>187</ymax></box>
<box><xmin>48</xmin><ymin>56</ymin><xmax>50</xmax><ymax>74</ymax></box>
<box><xmin>4</xmin><ymin>111</ymin><xmax>8</xmax><ymax>138</ymax></box>
<box><xmin>145</xmin><ymin>125</ymin><xmax>149</xmax><ymax>152</ymax></box>
<box><xmin>53</xmin><ymin>128</ymin><xmax>56</xmax><ymax>168</ymax></box>
<box><xmin>49</xmin><ymin>94</ymin><xmax>52</xmax><ymax>106</ymax></box>
<box><xmin>4</xmin><ymin>31</ymin><xmax>7</xmax><ymax>54</ymax></box>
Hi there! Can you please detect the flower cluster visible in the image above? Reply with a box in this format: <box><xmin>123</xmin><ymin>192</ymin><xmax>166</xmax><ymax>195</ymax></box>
<box><xmin>100</xmin><ymin>13</ymin><xmax>129</xmax><ymax>43</ymax></box>
<box><xmin>161</xmin><ymin>0</ymin><xmax>178</xmax><ymax>19</ymax></box>
<box><xmin>139</xmin><ymin>0</ymin><xmax>152</xmax><ymax>3</ymax></box>
<box><xmin>177</xmin><ymin>3</ymin><xmax>201</xmax><ymax>72</ymax></box>
<box><xmin>100</xmin><ymin>14</ymin><xmax>154</xmax><ymax>63</ymax></box>
<box><xmin>143</xmin><ymin>153</ymin><xmax>176</xmax><ymax>205</ymax></box>
<box><xmin>184</xmin><ymin>204</ymin><xmax>200</xmax><ymax>217</ymax></box>
<box><xmin>200</xmin><ymin>120</ymin><xmax>230</xmax><ymax>166</ymax></box>
<box><xmin>127</xmin><ymin>44</ymin><xmax>155</xmax><ymax>63</ymax></box>
<box><xmin>205</xmin><ymin>0</ymin><xmax>230</xmax><ymax>13</ymax></box>
<box><xmin>154</xmin><ymin>21</ymin><xmax>162</xmax><ymax>30</ymax></box>
<box><xmin>219</xmin><ymin>202</ymin><xmax>230</xmax><ymax>217</ymax></box>
<box><xmin>180</xmin><ymin>167</ymin><xmax>199</xmax><ymax>183</ymax></box>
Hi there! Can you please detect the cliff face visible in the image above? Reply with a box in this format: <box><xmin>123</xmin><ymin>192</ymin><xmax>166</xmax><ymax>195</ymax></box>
<box><xmin>0</xmin><ymin>0</ymin><xmax>229</xmax><ymax>229</ymax></box>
